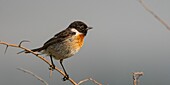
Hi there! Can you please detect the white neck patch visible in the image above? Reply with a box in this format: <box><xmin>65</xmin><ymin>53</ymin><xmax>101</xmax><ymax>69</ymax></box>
<box><xmin>71</xmin><ymin>28</ymin><xmax>82</xmax><ymax>35</ymax></box>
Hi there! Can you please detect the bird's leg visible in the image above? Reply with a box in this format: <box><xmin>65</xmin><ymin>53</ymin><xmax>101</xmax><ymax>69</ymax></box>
<box><xmin>49</xmin><ymin>55</ymin><xmax>55</xmax><ymax>70</ymax></box>
<box><xmin>60</xmin><ymin>59</ymin><xmax>69</xmax><ymax>81</ymax></box>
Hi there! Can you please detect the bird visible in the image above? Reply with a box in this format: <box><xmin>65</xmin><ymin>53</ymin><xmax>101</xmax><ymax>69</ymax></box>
<box><xmin>23</xmin><ymin>21</ymin><xmax>92</xmax><ymax>81</ymax></box>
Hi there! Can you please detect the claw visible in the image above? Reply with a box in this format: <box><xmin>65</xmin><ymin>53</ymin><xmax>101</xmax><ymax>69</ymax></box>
<box><xmin>49</xmin><ymin>64</ymin><xmax>55</xmax><ymax>71</ymax></box>
<box><xmin>62</xmin><ymin>75</ymin><xmax>69</xmax><ymax>81</ymax></box>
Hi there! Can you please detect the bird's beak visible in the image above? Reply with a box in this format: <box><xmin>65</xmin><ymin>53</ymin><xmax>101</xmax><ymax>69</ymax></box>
<box><xmin>87</xmin><ymin>27</ymin><xmax>93</xmax><ymax>30</ymax></box>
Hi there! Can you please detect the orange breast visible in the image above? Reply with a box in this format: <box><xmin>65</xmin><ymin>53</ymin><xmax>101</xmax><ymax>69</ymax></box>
<box><xmin>72</xmin><ymin>34</ymin><xmax>85</xmax><ymax>50</ymax></box>
<box><xmin>77</xmin><ymin>34</ymin><xmax>85</xmax><ymax>47</ymax></box>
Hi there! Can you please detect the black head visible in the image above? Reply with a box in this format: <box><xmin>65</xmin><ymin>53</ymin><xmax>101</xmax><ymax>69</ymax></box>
<box><xmin>68</xmin><ymin>21</ymin><xmax>92</xmax><ymax>36</ymax></box>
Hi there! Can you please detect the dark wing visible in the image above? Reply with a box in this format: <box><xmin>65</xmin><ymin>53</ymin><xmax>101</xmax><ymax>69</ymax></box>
<box><xmin>23</xmin><ymin>29</ymin><xmax>75</xmax><ymax>53</ymax></box>
<box><xmin>42</xmin><ymin>29</ymin><xmax>74</xmax><ymax>50</ymax></box>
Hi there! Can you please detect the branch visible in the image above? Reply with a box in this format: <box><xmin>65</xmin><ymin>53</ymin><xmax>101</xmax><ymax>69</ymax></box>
<box><xmin>78</xmin><ymin>78</ymin><xmax>102</xmax><ymax>85</ymax></box>
<box><xmin>0</xmin><ymin>41</ymin><xmax>102</xmax><ymax>85</ymax></box>
<box><xmin>78</xmin><ymin>78</ymin><xmax>89</xmax><ymax>85</ymax></box>
<box><xmin>17</xmin><ymin>68</ymin><xmax>49</xmax><ymax>85</ymax></box>
<box><xmin>0</xmin><ymin>41</ymin><xmax>78</xmax><ymax>85</ymax></box>
<box><xmin>132</xmin><ymin>72</ymin><xmax>144</xmax><ymax>85</ymax></box>
<box><xmin>138</xmin><ymin>0</ymin><xmax>170</xmax><ymax>30</ymax></box>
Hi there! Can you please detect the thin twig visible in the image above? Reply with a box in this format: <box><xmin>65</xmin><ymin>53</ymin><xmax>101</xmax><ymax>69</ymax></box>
<box><xmin>18</xmin><ymin>40</ymin><xmax>30</xmax><ymax>47</ymax></box>
<box><xmin>89</xmin><ymin>78</ymin><xmax>102</xmax><ymax>85</ymax></box>
<box><xmin>17</xmin><ymin>68</ymin><xmax>49</xmax><ymax>85</ymax></box>
<box><xmin>0</xmin><ymin>41</ymin><xmax>78</xmax><ymax>85</ymax></box>
<box><xmin>78</xmin><ymin>78</ymin><xmax>89</xmax><ymax>85</ymax></box>
<box><xmin>78</xmin><ymin>78</ymin><xmax>102</xmax><ymax>85</ymax></box>
<box><xmin>138</xmin><ymin>0</ymin><xmax>170</xmax><ymax>30</ymax></box>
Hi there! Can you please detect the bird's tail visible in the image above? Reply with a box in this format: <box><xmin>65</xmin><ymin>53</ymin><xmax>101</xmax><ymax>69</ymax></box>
<box><xmin>17</xmin><ymin>47</ymin><xmax>44</xmax><ymax>54</ymax></box>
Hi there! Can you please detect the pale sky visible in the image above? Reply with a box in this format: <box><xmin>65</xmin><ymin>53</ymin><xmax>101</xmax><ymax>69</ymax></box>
<box><xmin>0</xmin><ymin>0</ymin><xmax>170</xmax><ymax>85</ymax></box>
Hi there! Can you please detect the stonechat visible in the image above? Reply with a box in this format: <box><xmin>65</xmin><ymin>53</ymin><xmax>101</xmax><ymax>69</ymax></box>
<box><xmin>25</xmin><ymin>21</ymin><xmax>92</xmax><ymax>81</ymax></box>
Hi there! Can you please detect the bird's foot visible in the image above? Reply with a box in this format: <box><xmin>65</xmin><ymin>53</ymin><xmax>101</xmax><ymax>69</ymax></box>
<box><xmin>62</xmin><ymin>74</ymin><xmax>69</xmax><ymax>81</ymax></box>
<box><xmin>49</xmin><ymin>64</ymin><xmax>55</xmax><ymax>71</ymax></box>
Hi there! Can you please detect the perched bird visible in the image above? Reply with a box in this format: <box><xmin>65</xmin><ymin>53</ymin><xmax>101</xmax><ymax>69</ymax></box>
<box><xmin>24</xmin><ymin>21</ymin><xmax>92</xmax><ymax>81</ymax></box>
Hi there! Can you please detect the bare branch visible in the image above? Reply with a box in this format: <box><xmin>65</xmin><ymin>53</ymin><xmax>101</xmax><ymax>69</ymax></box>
<box><xmin>0</xmin><ymin>41</ymin><xmax>78</xmax><ymax>85</ymax></box>
<box><xmin>78</xmin><ymin>78</ymin><xmax>89</xmax><ymax>85</ymax></box>
<box><xmin>132</xmin><ymin>72</ymin><xmax>144</xmax><ymax>85</ymax></box>
<box><xmin>17</xmin><ymin>68</ymin><xmax>49</xmax><ymax>85</ymax></box>
<box><xmin>1</xmin><ymin>41</ymin><xmax>102</xmax><ymax>85</ymax></box>
<box><xmin>78</xmin><ymin>78</ymin><xmax>102</xmax><ymax>85</ymax></box>
<box><xmin>138</xmin><ymin>0</ymin><xmax>170</xmax><ymax>30</ymax></box>
<box><xmin>89</xmin><ymin>78</ymin><xmax>102</xmax><ymax>85</ymax></box>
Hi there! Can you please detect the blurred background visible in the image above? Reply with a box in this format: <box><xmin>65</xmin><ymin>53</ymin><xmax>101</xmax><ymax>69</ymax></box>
<box><xmin>0</xmin><ymin>0</ymin><xmax>170</xmax><ymax>85</ymax></box>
